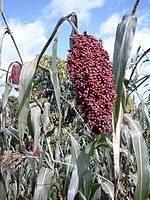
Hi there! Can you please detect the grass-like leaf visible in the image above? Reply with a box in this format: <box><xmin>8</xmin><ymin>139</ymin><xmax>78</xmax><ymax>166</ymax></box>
<box><xmin>124</xmin><ymin>113</ymin><xmax>150</xmax><ymax>200</ymax></box>
<box><xmin>30</xmin><ymin>102</ymin><xmax>41</xmax><ymax>153</ymax></box>
<box><xmin>50</xmin><ymin>34</ymin><xmax>62</xmax><ymax>136</ymax></box>
<box><xmin>18</xmin><ymin>59</ymin><xmax>37</xmax><ymax>144</ymax></box>
<box><xmin>33</xmin><ymin>167</ymin><xmax>54</xmax><ymax>200</ymax></box>
<box><xmin>113</xmin><ymin>15</ymin><xmax>137</xmax><ymax>127</ymax></box>
<box><xmin>67</xmin><ymin>141</ymin><xmax>95</xmax><ymax>199</ymax></box>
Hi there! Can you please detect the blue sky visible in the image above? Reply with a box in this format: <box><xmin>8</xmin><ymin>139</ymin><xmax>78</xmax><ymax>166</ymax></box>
<box><xmin>0</xmin><ymin>0</ymin><xmax>150</xmax><ymax>97</ymax></box>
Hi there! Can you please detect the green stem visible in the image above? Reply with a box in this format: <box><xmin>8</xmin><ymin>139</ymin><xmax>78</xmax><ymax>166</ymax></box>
<box><xmin>36</xmin><ymin>12</ymin><xmax>80</xmax><ymax>68</ymax></box>
<box><xmin>131</xmin><ymin>0</ymin><xmax>140</xmax><ymax>15</ymax></box>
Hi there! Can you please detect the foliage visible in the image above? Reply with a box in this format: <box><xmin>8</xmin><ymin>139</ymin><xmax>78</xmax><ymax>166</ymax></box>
<box><xmin>0</xmin><ymin>2</ymin><xmax>150</xmax><ymax>200</ymax></box>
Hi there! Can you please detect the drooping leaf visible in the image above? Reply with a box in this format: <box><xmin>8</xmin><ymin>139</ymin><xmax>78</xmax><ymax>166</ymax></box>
<box><xmin>95</xmin><ymin>174</ymin><xmax>114</xmax><ymax>200</ymax></box>
<box><xmin>124</xmin><ymin>114</ymin><xmax>150</xmax><ymax>200</ymax></box>
<box><xmin>113</xmin><ymin>15</ymin><xmax>137</xmax><ymax>127</ymax></box>
<box><xmin>30</xmin><ymin>102</ymin><xmax>41</xmax><ymax>153</ymax></box>
<box><xmin>18</xmin><ymin>59</ymin><xmax>37</xmax><ymax>144</ymax></box>
<box><xmin>101</xmin><ymin>178</ymin><xmax>114</xmax><ymax>200</ymax></box>
<box><xmin>33</xmin><ymin>167</ymin><xmax>54</xmax><ymax>200</ymax></box>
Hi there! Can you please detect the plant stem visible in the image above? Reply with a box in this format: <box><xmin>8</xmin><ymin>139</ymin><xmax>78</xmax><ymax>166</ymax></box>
<box><xmin>131</xmin><ymin>0</ymin><xmax>140</xmax><ymax>15</ymax></box>
<box><xmin>0</xmin><ymin>11</ymin><xmax>23</xmax><ymax>64</ymax></box>
<box><xmin>36</xmin><ymin>12</ymin><xmax>79</xmax><ymax>68</ymax></box>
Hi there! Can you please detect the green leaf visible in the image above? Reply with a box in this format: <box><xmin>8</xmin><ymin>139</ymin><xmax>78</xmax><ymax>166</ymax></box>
<box><xmin>18</xmin><ymin>59</ymin><xmax>37</xmax><ymax>144</ymax></box>
<box><xmin>43</xmin><ymin>102</ymin><xmax>50</xmax><ymax>131</ymax></box>
<box><xmin>67</xmin><ymin>164</ymin><xmax>79</xmax><ymax>200</ymax></box>
<box><xmin>0</xmin><ymin>171</ymin><xmax>6</xmax><ymax>199</ymax></box>
<box><xmin>2</xmin><ymin>126</ymin><xmax>19</xmax><ymax>143</ymax></box>
<box><xmin>124</xmin><ymin>114</ymin><xmax>150</xmax><ymax>200</ymax></box>
<box><xmin>113</xmin><ymin>15</ymin><xmax>137</xmax><ymax>128</ymax></box>
<box><xmin>96</xmin><ymin>175</ymin><xmax>114</xmax><ymax>200</ymax></box>
<box><xmin>34</xmin><ymin>167</ymin><xmax>54</xmax><ymax>200</ymax></box>
<box><xmin>83</xmin><ymin>171</ymin><xmax>92</xmax><ymax>200</ymax></box>
<box><xmin>30</xmin><ymin>102</ymin><xmax>41</xmax><ymax>153</ymax></box>
<box><xmin>112</xmin><ymin>102</ymin><xmax>123</xmax><ymax>195</ymax></box>
<box><xmin>2</xmin><ymin>83</ymin><xmax>12</xmax><ymax>111</ymax></box>
<box><xmin>68</xmin><ymin>133</ymin><xmax>80</xmax><ymax>162</ymax></box>
<box><xmin>67</xmin><ymin>142</ymin><xmax>95</xmax><ymax>200</ymax></box>
<box><xmin>90</xmin><ymin>183</ymin><xmax>101</xmax><ymax>200</ymax></box>
<box><xmin>50</xmin><ymin>34</ymin><xmax>62</xmax><ymax>133</ymax></box>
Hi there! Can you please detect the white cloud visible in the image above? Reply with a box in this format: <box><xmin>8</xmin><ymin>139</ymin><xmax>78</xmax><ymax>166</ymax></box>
<box><xmin>43</xmin><ymin>0</ymin><xmax>105</xmax><ymax>23</ymax></box>
<box><xmin>0</xmin><ymin>18</ymin><xmax>47</xmax><ymax>95</ymax></box>
<box><xmin>96</xmin><ymin>13</ymin><xmax>121</xmax><ymax>37</ymax></box>
<box><xmin>1</xmin><ymin>19</ymin><xmax>47</xmax><ymax>68</ymax></box>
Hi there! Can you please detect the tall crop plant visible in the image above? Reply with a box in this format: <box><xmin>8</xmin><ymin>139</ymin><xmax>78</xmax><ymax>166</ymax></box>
<box><xmin>0</xmin><ymin>0</ymin><xmax>149</xmax><ymax>199</ymax></box>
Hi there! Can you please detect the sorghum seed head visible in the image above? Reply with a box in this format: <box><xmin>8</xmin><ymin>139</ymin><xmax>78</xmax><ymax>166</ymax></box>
<box><xmin>67</xmin><ymin>32</ymin><xmax>117</xmax><ymax>135</ymax></box>
<box><xmin>11</xmin><ymin>62</ymin><xmax>22</xmax><ymax>89</ymax></box>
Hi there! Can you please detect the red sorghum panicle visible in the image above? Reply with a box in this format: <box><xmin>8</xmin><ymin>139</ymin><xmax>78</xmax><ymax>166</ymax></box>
<box><xmin>11</xmin><ymin>62</ymin><xmax>22</xmax><ymax>86</ymax></box>
<box><xmin>67</xmin><ymin>32</ymin><xmax>117</xmax><ymax>135</ymax></box>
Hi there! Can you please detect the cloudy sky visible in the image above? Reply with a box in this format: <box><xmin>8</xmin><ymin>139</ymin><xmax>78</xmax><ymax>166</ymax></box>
<box><xmin>0</xmin><ymin>0</ymin><xmax>149</xmax><ymax>97</ymax></box>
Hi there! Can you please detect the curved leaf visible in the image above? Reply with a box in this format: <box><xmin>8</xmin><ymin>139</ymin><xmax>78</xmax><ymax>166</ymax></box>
<box><xmin>96</xmin><ymin>174</ymin><xmax>114</xmax><ymax>200</ymax></box>
<box><xmin>124</xmin><ymin>114</ymin><xmax>150</xmax><ymax>200</ymax></box>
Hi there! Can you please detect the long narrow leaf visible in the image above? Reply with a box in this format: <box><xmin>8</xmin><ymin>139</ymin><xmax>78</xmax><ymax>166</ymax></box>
<box><xmin>34</xmin><ymin>167</ymin><xmax>54</xmax><ymax>200</ymax></box>
<box><xmin>112</xmin><ymin>103</ymin><xmax>124</xmax><ymax>196</ymax></box>
<box><xmin>97</xmin><ymin>174</ymin><xmax>114</xmax><ymax>200</ymax></box>
<box><xmin>113</xmin><ymin>15</ymin><xmax>137</xmax><ymax>127</ymax></box>
<box><xmin>18</xmin><ymin>59</ymin><xmax>37</xmax><ymax>144</ymax></box>
<box><xmin>30</xmin><ymin>103</ymin><xmax>41</xmax><ymax>153</ymax></box>
<box><xmin>50</xmin><ymin>34</ymin><xmax>62</xmax><ymax>135</ymax></box>
<box><xmin>124</xmin><ymin>114</ymin><xmax>150</xmax><ymax>200</ymax></box>
<box><xmin>2</xmin><ymin>83</ymin><xmax>12</xmax><ymax>111</ymax></box>
<box><xmin>67</xmin><ymin>142</ymin><xmax>95</xmax><ymax>199</ymax></box>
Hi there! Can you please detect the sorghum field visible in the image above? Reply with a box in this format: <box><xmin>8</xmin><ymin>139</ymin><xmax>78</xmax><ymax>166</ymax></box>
<box><xmin>0</xmin><ymin>0</ymin><xmax>149</xmax><ymax>199</ymax></box>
